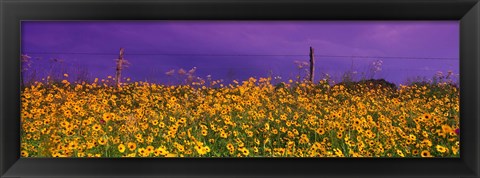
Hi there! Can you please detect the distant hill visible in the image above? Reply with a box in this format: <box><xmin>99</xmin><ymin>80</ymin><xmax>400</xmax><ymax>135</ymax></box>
<box><xmin>336</xmin><ymin>79</ymin><xmax>397</xmax><ymax>90</ymax></box>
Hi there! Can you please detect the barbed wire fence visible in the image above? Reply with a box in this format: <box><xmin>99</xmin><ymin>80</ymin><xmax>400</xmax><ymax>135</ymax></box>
<box><xmin>20</xmin><ymin>51</ymin><xmax>459</xmax><ymax>86</ymax></box>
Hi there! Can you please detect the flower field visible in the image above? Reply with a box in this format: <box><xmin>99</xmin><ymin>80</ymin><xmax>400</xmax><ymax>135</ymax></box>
<box><xmin>20</xmin><ymin>77</ymin><xmax>460</xmax><ymax>158</ymax></box>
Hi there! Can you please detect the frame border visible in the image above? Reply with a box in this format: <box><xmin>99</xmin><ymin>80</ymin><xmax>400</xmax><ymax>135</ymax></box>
<box><xmin>1</xmin><ymin>0</ymin><xmax>479</xmax><ymax>178</ymax></box>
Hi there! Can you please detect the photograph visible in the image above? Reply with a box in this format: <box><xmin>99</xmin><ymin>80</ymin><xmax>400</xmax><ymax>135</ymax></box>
<box><xmin>20</xmin><ymin>21</ymin><xmax>460</xmax><ymax>158</ymax></box>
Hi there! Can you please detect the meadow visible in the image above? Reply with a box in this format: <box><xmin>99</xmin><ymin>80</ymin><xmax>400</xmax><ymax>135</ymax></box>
<box><xmin>20</xmin><ymin>76</ymin><xmax>460</xmax><ymax>158</ymax></box>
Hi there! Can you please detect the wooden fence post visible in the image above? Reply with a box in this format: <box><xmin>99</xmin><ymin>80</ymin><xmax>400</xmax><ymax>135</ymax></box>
<box><xmin>309</xmin><ymin>46</ymin><xmax>315</xmax><ymax>83</ymax></box>
<box><xmin>116</xmin><ymin>48</ymin><xmax>125</xmax><ymax>87</ymax></box>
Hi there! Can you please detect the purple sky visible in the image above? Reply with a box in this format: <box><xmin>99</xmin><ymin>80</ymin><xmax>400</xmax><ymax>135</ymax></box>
<box><xmin>21</xmin><ymin>21</ymin><xmax>459</xmax><ymax>85</ymax></box>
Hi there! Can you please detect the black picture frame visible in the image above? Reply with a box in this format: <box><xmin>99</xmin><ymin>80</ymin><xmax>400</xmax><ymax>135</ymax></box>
<box><xmin>1</xmin><ymin>0</ymin><xmax>479</xmax><ymax>177</ymax></box>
